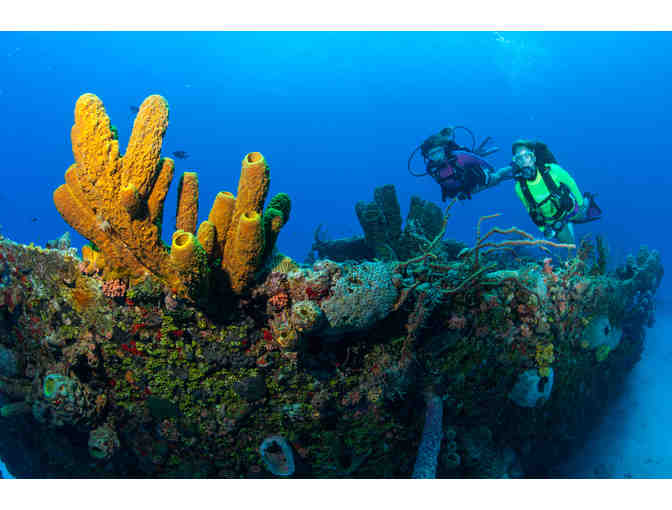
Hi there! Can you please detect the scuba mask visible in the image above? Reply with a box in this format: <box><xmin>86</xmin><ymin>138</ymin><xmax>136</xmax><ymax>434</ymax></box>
<box><xmin>427</xmin><ymin>146</ymin><xmax>447</xmax><ymax>164</ymax></box>
<box><xmin>512</xmin><ymin>149</ymin><xmax>537</xmax><ymax>180</ymax></box>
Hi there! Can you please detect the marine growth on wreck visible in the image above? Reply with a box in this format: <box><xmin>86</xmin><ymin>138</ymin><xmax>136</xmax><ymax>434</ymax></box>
<box><xmin>0</xmin><ymin>94</ymin><xmax>663</xmax><ymax>478</ymax></box>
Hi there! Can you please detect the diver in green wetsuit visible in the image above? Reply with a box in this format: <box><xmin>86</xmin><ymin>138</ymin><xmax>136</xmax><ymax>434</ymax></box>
<box><xmin>465</xmin><ymin>139</ymin><xmax>602</xmax><ymax>243</ymax></box>
<box><xmin>509</xmin><ymin>140</ymin><xmax>601</xmax><ymax>244</ymax></box>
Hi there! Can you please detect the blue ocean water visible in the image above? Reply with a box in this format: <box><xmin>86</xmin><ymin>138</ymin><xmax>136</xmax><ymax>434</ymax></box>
<box><xmin>0</xmin><ymin>31</ymin><xmax>670</xmax><ymax>478</ymax></box>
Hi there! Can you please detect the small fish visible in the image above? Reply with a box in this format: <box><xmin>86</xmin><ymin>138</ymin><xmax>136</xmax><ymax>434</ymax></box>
<box><xmin>31</xmin><ymin>217</ymin><xmax>38</xmax><ymax>222</ymax></box>
<box><xmin>604</xmin><ymin>326</ymin><xmax>610</xmax><ymax>336</ymax></box>
<box><xmin>172</xmin><ymin>151</ymin><xmax>189</xmax><ymax>160</ymax></box>
<box><xmin>130</xmin><ymin>106</ymin><xmax>139</xmax><ymax>114</ymax></box>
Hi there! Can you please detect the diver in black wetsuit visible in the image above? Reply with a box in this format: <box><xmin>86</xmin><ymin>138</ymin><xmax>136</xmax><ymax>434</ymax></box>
<box><xmin>408</xmin><ymin>126</ymin><xmax>507</xmax><ymax>201</ymax></box>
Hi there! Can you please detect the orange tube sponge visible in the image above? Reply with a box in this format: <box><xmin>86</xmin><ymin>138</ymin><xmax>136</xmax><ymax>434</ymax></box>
<box><xmin>176</xmin><ymin>172</ymin><xmax>199</xmax><ymax>234</ymax></box>
<box><xmin>227</xmin><ymin>211</ymin><xmax>264</xmax><ymax>294</ymax></box>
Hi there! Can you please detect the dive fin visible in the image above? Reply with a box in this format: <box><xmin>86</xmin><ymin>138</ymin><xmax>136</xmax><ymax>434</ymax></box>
<box><xmin>573</xmin><ymin>192</ymin><xmax>603</xmax><ymax>224</ymax></box>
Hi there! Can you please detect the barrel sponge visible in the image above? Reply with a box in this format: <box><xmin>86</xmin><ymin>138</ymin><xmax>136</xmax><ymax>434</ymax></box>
<box><xmin>319</xmin><ymin>261</ymin><xmax>399</xmax><ymax>335</ymax></box>
<box><xmin>373</xmin><ymin>184</ymin><xmax>402</xmax><ymax>241</ymax></box>
<box><xmin>228</xmin><ymin>211</ymin><xmax>264</xmax><ymax>294</ymax></box>
<box><xmin>176</xmin><ymin>172</ymin><xmax>199</xmax><ymax>234</ymax></box>
<box><xmin>259</xmin><ymin>435</ymin><xmax>295</xmax><ymax>476</ymax></box>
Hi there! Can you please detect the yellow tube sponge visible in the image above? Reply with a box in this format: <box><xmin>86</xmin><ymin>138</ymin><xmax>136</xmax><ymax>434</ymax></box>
<box><xmin>169</xmin><ymin>230</ymin><xmax>210</xmax><ymax>298</ymax></box>
<box><xmin>228</xmin><ymin>211</ymin><xmax>264</xmax><ymax>294</ymax></box>
<box><xmin>223</xmin><ymin>152</ymin><xmax>270</xmax><ymax>267</ymax></box>
<box><xmin>196</xmin><ymin>220</ymin><xmax>216</xmax><ymax>261</ymax></box>
<box><xmin>170</xmin><ymin>231</ymin><xmax>198</xmax><ymax>273</ymax></box>
<box><xmin>55</xmin><ymin>94</ymin><xmax>290</xmax><ymax>299</ymax></box>
<box><xmin>81</xmin><ymin>244</ymin><xmax>105</xmax><ymax>273</ymax></box>
<box><xmin>208</xmin><ymin>191</ymin><xmax>236</xmax><ymax>256</ymax></box>
<box><xmin>176</xmin><ymin>172</ymin><xmax>199</xmax><ymax>234</ymax></box>
<box><xmin>54</xmin><ymin>93</ymin><xmax>173</xmax><ymax>283</ymax></box>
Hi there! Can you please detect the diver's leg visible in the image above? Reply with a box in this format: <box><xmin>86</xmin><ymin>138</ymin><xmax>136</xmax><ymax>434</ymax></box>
<box><xmin>555</xmin><ymin>223</ymin><xmax>575</xmax><ymax>244</ymax></box>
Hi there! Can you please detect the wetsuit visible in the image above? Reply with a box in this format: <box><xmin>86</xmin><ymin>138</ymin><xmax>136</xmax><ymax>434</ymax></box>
<box><xmin>515</xmin><ymin>163</ymin><xmax>586</xmax><ymax>243</ymax></box>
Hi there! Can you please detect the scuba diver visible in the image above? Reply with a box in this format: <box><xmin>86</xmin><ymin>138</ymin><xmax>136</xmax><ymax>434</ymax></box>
<box><xmin>409</xmin><ymin>129</ymin><xmax>602</xmax><ymax>243</ymax></box>
<box><xmin>408</xmin><ymin>126</ymin><xmax>506</xmax><ymax>201</ymax></box>
<box><xmin>507</xmin><ymin>139</ymin><xmax>602</xmax><ymax>244</ymax></box>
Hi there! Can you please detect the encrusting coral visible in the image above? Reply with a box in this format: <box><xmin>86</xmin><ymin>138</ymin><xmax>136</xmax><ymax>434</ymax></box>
<box><xmin>53</xmin><ymin>93</ymin><xmax>290</xmax><ymax>298</ymax></box>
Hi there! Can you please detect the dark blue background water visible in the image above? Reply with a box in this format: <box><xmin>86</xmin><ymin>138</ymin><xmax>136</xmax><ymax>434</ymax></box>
<box><xmin>1</xmin><ymin>31</ymin><xmax>670</xmax><ymax>300</ymax></box>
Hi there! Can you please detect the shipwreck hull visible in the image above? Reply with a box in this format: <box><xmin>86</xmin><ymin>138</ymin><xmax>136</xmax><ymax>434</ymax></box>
<box><xmin>0</xmin><ymin>237</ymin><xmax>662</xmax><ymax>478</ymax></box>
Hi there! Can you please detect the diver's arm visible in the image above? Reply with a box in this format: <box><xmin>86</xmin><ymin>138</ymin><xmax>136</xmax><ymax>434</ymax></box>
<box><xmin>552</xmin><ymin>165</ymin><xmax>584</xmax><ymax>207</ymax></box>
<box><xmin>489</xmin><ymin>165</ymin><xmax>515</xmax><ymax>186</ymax></box>
<box><xmin>470</xmin><ymin>165</ymin><xmax>515</xmax><ymax>195</ymax></box>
